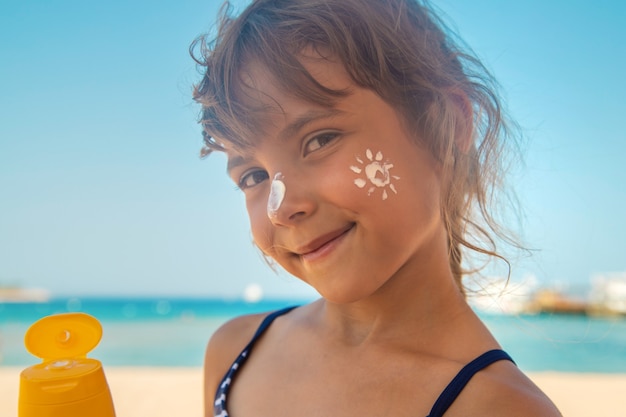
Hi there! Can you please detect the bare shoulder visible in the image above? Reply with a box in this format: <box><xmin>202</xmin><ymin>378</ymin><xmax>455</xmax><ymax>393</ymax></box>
<box><xmin>451</xmin><ymin>360</ymin><xmax>563</xmax><ymax>417</ymax></box>
<box><xmin>203</xmin><ymin>312</ymin><xmax>269</xmax><ymax>416</ymax></box>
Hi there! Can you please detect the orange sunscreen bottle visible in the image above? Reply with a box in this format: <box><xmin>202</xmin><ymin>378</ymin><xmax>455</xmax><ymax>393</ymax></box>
<box><xmin>18</xmin><ymin>312</ymin><xmax>116</xmax><ymax>417</ymax></box>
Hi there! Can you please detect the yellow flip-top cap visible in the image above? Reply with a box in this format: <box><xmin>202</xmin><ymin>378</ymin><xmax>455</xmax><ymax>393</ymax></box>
<box><xmin>19</xmin><ymin>313</ymin><xmax>116</xmax><ymax>416</ymax></box>
<box><xmin>24</xmin><ymin>312</ymin><xmax>102</xmax><ymax>362</ymax></box>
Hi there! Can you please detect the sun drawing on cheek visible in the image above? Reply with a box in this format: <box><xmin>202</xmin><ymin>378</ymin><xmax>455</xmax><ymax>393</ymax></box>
<box><xmin>350</xmin><ymin>149</ymin><xmax>400</xmax><ymax>200</ymax></box>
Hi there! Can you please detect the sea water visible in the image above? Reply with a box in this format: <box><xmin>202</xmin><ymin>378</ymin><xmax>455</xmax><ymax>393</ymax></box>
<box><xmin>1</xmin><ymin>297</ymin><xmax>625</xmax><ymax>372</ymax></box>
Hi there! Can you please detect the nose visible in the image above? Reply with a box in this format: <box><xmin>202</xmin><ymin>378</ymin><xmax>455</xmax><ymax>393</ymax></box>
<box><xmin>266</xmin><ymin>172</ymin><xmax>314</xmax><ymax>226</ymax></box>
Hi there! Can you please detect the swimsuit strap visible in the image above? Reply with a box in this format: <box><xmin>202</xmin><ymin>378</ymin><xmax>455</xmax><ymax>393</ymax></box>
<box><xmin>427</xmin><ymin>349</ymin><xmax>515</xmax><ymax>417</ymax></box>
<box><xmin>249</xmin><ymin>306</ymin><xmax>298</xmax><ymax>346</ymax></box>
<box><xmin>214</xmin><ymin>306</ymin><xmax>297</xmax><ymax>417</ymax></box>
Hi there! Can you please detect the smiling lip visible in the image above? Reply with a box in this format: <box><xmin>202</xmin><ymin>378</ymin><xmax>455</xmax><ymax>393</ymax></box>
<box><xmin>296</xmin><ymin>223</ymin><xmax>355</xmax><ymax>263</ymax></box>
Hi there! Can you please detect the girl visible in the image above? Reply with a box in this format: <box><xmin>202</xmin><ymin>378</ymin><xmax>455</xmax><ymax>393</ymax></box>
<box><xmin>192</xmin><ymin>0</ymin><xmax>562</xmax><ymax>416</ymax></box>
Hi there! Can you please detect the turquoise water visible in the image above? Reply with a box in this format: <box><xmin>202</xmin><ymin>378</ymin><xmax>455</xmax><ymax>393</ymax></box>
<box><xmin>1</xmin><ymin>297</ymin><xmax>625</xmax><ymax>372</ymax></box>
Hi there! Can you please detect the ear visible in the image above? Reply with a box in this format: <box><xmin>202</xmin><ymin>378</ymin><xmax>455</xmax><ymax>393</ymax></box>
<box><xmin>450</xmin><ymin>90</ymin><xmax>473</xmax><ymax>154</ymax></box>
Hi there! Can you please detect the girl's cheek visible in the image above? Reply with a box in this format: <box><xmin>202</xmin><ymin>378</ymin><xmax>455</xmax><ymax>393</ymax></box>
<box><xmin>247</xmin><ymin>198</ymin><xmax>272</xmax><ymax>245</ymax></box>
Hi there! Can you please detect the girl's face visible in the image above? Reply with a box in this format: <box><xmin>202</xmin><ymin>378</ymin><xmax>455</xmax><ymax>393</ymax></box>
<box><xmin>225</xmin><ymin>55</ymin><xmax>447</xmax><ymax>304</ymax></box>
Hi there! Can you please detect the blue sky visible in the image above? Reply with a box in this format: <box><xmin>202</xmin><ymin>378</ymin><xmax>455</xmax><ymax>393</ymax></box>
<box><xmin>1</xmin><ymin>0</ymin><xmax>624</xmax><ymax>299</ymax></box>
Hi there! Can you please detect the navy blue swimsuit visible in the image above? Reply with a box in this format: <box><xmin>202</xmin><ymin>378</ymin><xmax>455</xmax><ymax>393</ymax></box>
<box><xmin>214</xmin><ymin>307</ymin><xmax>514</xmax><ymax>417</ymax></box>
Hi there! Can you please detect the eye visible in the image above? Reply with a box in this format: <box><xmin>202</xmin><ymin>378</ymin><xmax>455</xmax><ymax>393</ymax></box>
<box><xmin>238</xmin><ymin>169</ymin><xmax>269</xmax><ymax>190</ymax></box>
<box><xmin>304</xmin><ymin>131</ymin><xmax>339</xmax><ymax>155</ymax></box>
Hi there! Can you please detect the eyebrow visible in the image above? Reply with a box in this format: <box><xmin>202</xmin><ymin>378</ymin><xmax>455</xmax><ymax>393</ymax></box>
<box><xmin>226</xmin><ymin>108</ymin><xmax>345</xmax><ymax>174</ymax></box>
<box><xmin>226</xmin><ymin>154</ymin><xmax>248</xmax><ymax>174</ymax></box>
<box><xmin>277</xmin><ymin>108</ymin><xmax>345</xmax><ymax>142</ymax></box>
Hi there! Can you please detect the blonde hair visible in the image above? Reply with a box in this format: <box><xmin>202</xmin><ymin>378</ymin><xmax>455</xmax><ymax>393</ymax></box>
<box><xmin>191</xmin><ymin>0</ymin><xmax>522</xmax><ymax>293</ymax></box>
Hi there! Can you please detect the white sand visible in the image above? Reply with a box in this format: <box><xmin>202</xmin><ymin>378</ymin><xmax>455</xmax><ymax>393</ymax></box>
<box><xmin>2</xmin><ymin>367</ymin><xmax>625</xmax><ymax>416</ymax></box>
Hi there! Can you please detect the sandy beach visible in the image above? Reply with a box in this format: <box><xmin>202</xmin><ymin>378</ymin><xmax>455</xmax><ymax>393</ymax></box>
<box><xmin>2</xmin><ymin>367</ymin><xmax>624</xmax><ymax>416</ymax></box>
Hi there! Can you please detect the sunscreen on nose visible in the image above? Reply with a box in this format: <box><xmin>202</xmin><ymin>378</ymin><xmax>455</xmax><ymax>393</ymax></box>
<box><xmin>18</xmin><ymin>313</ymin><xmax>116</xmax><ymax>417</ymax></box>
<box><xmin>267</xmin><ymin>172</ymin><xmax>286</xmax><ymax>220</ymax></box>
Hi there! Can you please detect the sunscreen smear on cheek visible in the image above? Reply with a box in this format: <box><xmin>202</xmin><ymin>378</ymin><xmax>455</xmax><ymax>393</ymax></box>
<box><xmin>350</xmin><ymin>149</ymin><xmax>400</xmax><ymax>200</ymax></box>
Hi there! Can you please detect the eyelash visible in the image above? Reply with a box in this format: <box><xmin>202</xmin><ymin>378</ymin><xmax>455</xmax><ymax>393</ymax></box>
<box><xmin>303</xmin><ymin>131</ymin><xmax>340</xmax><ymax>155</ymax></box>
<box><xmin>238</xmin><ymin>169</ymin><xmax>269</xmax><ymax>190</ymax></box>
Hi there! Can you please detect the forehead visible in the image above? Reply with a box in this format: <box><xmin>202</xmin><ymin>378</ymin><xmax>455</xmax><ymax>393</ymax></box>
<box><xmin>222</xmin><ymin>55</ymin><xmax>356</xmax><ymax>169</ymax></box>
<box><xmin>219</xmin><ymin>50</ymin><xmax>354</xmax><ymax>147</ymax></box>
<box><xmin>240</xmin><ymin>50</ymin><xmax>353</xmax><ymax>108</ymax></box>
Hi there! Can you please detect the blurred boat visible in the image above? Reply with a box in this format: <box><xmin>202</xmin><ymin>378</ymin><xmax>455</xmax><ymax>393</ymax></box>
<box><xmin>468</xmin><ymin>274</ymin><xmax>626</xmax><ymax>317</ymax></box>
<box><xmin>588</xmin><ymin>273</ymin><xmax>626</xmax><ymax>316</ymax></box>
<box><xmin>0</xmin><ymin>287</ymin><xmax>50</xmax><ymax>303</ymax></box>
<box><xmin>525</xmin><ymin>289</ymin><xmax>588</xmax><ymax>315</ymax></box>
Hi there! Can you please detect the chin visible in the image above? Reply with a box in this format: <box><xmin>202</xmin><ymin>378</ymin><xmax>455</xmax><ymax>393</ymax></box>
<box><xmin>315</xmin><ymin>284</ymin><xmax>379</xmax><ymax>305</ymax></box>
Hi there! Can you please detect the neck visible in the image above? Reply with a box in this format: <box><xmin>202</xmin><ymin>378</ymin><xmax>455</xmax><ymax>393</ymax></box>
<box><xmin>300</xmin><ymin>222</ymin><xmax>501</xmax><ymax>358</ymax></box>
<box><xmin>314</xmin><ymin>232</ymin><xmax>473</xmax><ymax>347</ymax></box>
